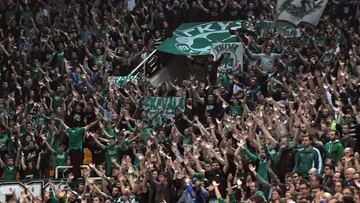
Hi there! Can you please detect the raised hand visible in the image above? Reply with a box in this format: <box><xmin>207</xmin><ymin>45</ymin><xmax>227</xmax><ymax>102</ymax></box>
<box><xmin>89</xmin><ymin>163</ymin><xmax>95</xmax><ymax>169</ymax></box>
<box><xmin>212</xmin><ymin>181</ymin><xmax>219</xmax><ymax>187</ymax></box>
<box><xmin>248</xmin><ymin>164</ymin><xmax>256</xmax><ymax>173</ymax></box>
<box><xmin>227</xmin><ymin>173</ymin><xmax>233</xmax><ymax>182</ymax></box>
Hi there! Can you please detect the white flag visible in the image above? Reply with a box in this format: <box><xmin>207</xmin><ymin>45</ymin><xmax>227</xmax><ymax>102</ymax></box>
<box><xmin>211</xmin><ymin>42</ymin><xmax>244</xmax><ymax>71</ymax></box>
<box><xmin>276</xmin><ymin>0</ymin><xmax>328</xmax><ymax>26</ymax></box>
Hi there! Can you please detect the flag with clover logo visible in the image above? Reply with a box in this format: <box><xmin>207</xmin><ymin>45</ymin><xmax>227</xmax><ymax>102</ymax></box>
<box><xmin>211</xmin><ymin>42</ymin><xmax>244</xmax><ymax>71</ymax></box>
<box><xmin>276</xmin><ymin>0</ymin><xmax>328</xmax><ymax>26</ymax></box>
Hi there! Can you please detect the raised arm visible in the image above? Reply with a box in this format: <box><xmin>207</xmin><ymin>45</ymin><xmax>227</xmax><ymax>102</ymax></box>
<box><xmin>36</xmin><ymin>151</ymin><xmax>42</xmax><ymax>170</ymax></box>
<box><xmin>0</xmin><ymin>157</ymin><xmax>4</xmax><ymax>168</ymax></box>
<box><xmin>21</xmin><ymin>151</ymin><xmax>27</xmax><ymax>170</ymax></box>
<box><xmin>89</xmin><ymin>132</ymin><xmax>105</xmax><ymax>150</ymax></box>
<box><xmin>84</xmin><ymin>116</ymin><xmax>101</xmax><ymax>131</ymax></box>
<box><xmin>57</xmin><ymin>118</ymin><xmax>70</xmax><ymax>130</ymax></box>
<box><xmin>41</xmin><ymin>135</ymin><xmax>55</xmax><ymax>154</ymax></box>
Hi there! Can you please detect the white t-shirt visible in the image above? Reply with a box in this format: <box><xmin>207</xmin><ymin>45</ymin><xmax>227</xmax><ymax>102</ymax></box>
<box><xmin>252</xmin><ymin>53</ymin><xmax>282</xmax><ymax>72</ymax></box>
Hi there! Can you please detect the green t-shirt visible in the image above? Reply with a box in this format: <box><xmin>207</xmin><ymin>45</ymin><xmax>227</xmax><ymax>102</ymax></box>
<box><xmin>3</xmin><ymin>166</ymin><xmax>17</xmax><ymax>181</ymax></box>
<box><xmin>23</xmin><ymin>10</ymin><xmax>33</xmax><ymax>27</ymax></box>
<box><xmin>55</xmin><ymin>51</ymin><xmax>65</xmax><ymax>68</ymax></box>
<box><xmin>105</xmin><ymin>145</ymin><xmax>121</xmax><ymax>174</ymax></box>
<box><xmin>47</xmin><ymin>131</ymin><xmax>61</xmax><ymax>151</ymax></box>
<box><xmin>0</xmin><ymin>133</ymin><xmax>10</xmax><ymax>151</ymax></box>
<box><xmin>156</xmin><ymin>135</ymin><xmax>172</xmax><ymax>146</ymax></box>
<box><xmin>316</xmin><ymin>36</ymin><xmax>329</xmax><ymax>47</ymax></box>
<box><xmin>66</xmin><ymin>127</ymin><xmax>85</xmax><ymax>150</ymax></box>
<box><xmin>93</xmin><ymin>54</ymin><xmax>106</xmax><ymax>66</ymax></box>
<box><xmin>32</xmin><ymin>66</ymin><xmax>43</xmax><ymax>81</ymax></box>
<box><xmin>120</xmin><ymin>57</ymin><xmax>133</xmax><ymax>67</ymax></box>
<box><xmin>228</xmin><ymin>105</ymin><xmax>243</xmax><ymax>117</ymax></box>
<box><xmin>106</xmin><ymin>128</ymin><xmax>117</xmax><ymax>139</ymax></box>
<box><xmin>52</xmin><ymin>92</ymin><xmax>64</xmax><ymax>109</ymax></box>
<box><xmin>54</xmin><ymin>151</ymin><xmax>68</xmax><ymax>168</ymax></box>
<box><xmin>179</xmin><ymin>134</ymin><xmax>192</xmax><ymax>145</ymax></box>
<box><xmin>140</xmin><ymin>128</ymin><xmax>153</xmax><ymax>140</ymax></box>
<box><xmin>219</xmin><ymin>73</ymin><xmax>231</xmax><ymax>89</ymax></box>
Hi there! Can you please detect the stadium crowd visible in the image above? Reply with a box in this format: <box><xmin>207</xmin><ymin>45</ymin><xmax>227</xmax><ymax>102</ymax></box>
<box><xmin>0</xmin><ymin>0</ymin><xmax>360</xmax><ymax>202</ymax></box>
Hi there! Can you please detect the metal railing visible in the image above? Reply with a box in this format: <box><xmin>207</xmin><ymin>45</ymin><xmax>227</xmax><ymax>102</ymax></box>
<box><xmin>55</xmin><ymin>165</ymin><xmax>89</xmax><ymax>179</ymax></box>
<box><xmin>129</xmin><ymin>49</ymin><xmax>159</xmax><ymax>77</ymax></box>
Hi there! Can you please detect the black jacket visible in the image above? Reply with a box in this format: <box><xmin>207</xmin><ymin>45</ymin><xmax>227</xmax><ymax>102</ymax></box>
<box><xmin>274</xmin><ymin>146</ymin><xmax>297</xmax><ymax>182</ymax></box>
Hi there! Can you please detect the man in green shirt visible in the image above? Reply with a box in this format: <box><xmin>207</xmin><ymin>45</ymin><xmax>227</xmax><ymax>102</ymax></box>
<box><xmin>293</xmin><ymin>135</ymin><xmax>323</xmax><ymax>178</ymax></box>
<box><xmin>58</xmin><ymin>115</ymin><xmax>101</xmax><ymax>180</ymax></box>
<box><xmin>42</xmin><ymin>135</ymin><xmax>69</xmax><ymax>178</ymax></box>
<box><xmin>242</xmin><ymin>146</ymin><xmax>272</xmax><ymax>182</ymax></box>
<box><xmin>0</xmin><ymin>128</ymin><xmax>10</xmax><ymax>161</ymax></box>
<box><xmin>0</xmin><ymin>157</ymin><xmax>17</xmax><ymax>181</ymax></box>
<box><xmin>90</xmin><ymin>134</ymin><xmax>122</xmax><ymax>176</ymax></box>
<box><xmin>324</xmin><ymin>131</ymin><xmax>344</xmax><ymax>164</ymax></box>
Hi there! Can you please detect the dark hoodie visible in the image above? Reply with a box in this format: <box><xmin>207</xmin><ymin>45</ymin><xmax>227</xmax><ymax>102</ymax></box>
<box><xmin>274</xmin><ymin>145</ymin><xmax>297</xmax><ymax>182</ymax></box>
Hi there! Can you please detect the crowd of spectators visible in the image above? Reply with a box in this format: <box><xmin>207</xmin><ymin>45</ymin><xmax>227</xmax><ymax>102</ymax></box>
<box><xmin>0</xmin><ymin>0</ymin><xmax>360</xmax><ymax>202</ymax></box>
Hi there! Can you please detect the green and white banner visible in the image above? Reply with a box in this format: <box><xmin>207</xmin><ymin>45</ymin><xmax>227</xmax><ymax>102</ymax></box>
<box><xmin>276</xmin><ymin>0</ymin><xmax>328</xmax><ymax>26</ymax></box>
<box><xmin>258</xmin><ymin>21</ymin><xmax>300</xmax><ymax>37</ymax></box>
<box><xmin>141</xmin><ymin>97</ymin><xmax>185</xmax><ymax>117</ymax></box>
<box><xmin>158</xmin><ymin>21</ymin><xmax>299</xmax><ymax>56</ymax></box>
<box><xmin>211</xmin><ymin>42</ymin><xmax>244</xmax><ymax>71</ymax></box>
<box><xmin>158</xmin><ymin>21</ymin><xmax>238</xmax><ymax>55</ymax></box>
<box><xmin>108</xmin><ymin>76</ymin><xmax>138</xmax><ymax>87</ymax></box>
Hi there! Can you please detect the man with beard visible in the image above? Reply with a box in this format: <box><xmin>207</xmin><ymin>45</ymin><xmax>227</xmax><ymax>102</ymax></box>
<box><xmin>147</xmin><ymin>169</ymin><xmax>174</xmax><ymax>203</ymax></box>
<box><xmin>205</xmin><ymin>160</ymin><xmax>227</xmax><ymax>202</ymax></box>
<box><xmin>324</xmin><ymin>131</ymin><xmax>344</xmax><ymax>163</ymax></box>
<box><xmin>293</xmin><ymin>135</ymin><xmax>323</xmax><ymax>178</ymax></box>
<box><xmin>323</xmin><ymin>162</ymin><xmax>335</xmax><ymax>190</ymax></box>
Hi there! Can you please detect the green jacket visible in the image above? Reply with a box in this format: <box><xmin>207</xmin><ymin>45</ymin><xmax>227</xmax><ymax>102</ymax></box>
<box><xmin>218</xmin><ymin>194</ymin><xmax>236</xmax><ymax>203</ymax></box>
<box><xmin>294</xmin><ymin>146</ymin><xmax>323</xmax><ymax>178</ymax></box>
<box><xmin>324</xmin><ymin>140</ymin><xmax>344</xmax><ymax>163</ymax></box>
<box><xmin>243</xmin><ymin>148</ymin><xmax>270</xmax><ymax>182</ymax></box>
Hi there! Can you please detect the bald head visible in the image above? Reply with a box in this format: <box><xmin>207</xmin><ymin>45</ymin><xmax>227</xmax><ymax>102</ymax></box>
<box><xmin>345</xmin><ymin>168</ymin><xmax>355</xmax><ymax>180</ymax></box>
<box><xmin>344</xmin><ymin>147</ymin><xmax>353</xmax><ymax>156</ymax></box>
<box><xmin>309</xmin><ymin>168</ymin><xmax>318</xmax><ymax>177</ymax></box>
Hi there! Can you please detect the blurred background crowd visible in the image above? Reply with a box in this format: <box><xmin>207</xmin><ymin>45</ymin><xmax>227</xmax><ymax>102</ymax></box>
<box><xmin>0</xmin><ymin>0</ymin><xmax>360</xmax><ymax>203</ymax></box>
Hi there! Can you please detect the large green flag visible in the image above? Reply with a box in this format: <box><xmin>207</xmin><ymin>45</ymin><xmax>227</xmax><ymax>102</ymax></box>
<box><xmin>141</xmin><ymin>97</ymin><xmax>185</xmax><ymax>118</ymax></box>
<box><xmin>158</xmin><ymin>21</ymin><xmax>299</xmax><ymax>56</ymax></box>
<box><xmin>276</xmin><ymin>0</ymin><xmax>328</xmax><ymax>26</ymax></box>
<box><xmin>158</xmin><ymin>21</ymin><xmax>238</xmax><ymax>55</ymax></box>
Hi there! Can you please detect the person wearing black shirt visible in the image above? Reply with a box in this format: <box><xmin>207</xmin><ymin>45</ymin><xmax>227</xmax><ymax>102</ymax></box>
<box><xmin>187</xmin><ymin>53</ymin><xmax>225</xmax><ymax>86</ymax></box>
<box><xmin>205</xmin><ymin>160</ymin><xmax>228</xmax><ymax>201</ymax></box>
